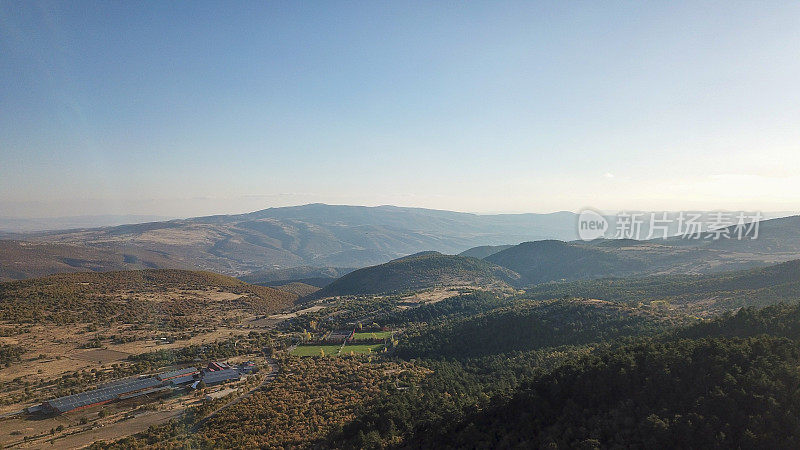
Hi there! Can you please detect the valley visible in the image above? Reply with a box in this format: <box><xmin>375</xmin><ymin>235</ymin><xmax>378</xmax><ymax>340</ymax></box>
<box><xmin>0</xmin><ymin>248</ymin><xmax>795</xmax><ymax>447</ymax></box>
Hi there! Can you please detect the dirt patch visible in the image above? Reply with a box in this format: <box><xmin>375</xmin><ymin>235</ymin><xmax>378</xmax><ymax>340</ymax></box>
<box><xmin>0</xmin><ymin>400</ymin><xmax>187</xmax><ymax>449</ymax></box>
<box><xmin>72</xmin><ymin>349</ymin><xmax>131</xmax><ymax>363</ymax></box>
<box><xmin>400</xmin><ymin>287</ymin><xmax>464</xmax><ymax>304</ymax></box>
<box><xmin>42</xmin><ymin>409</ymin><xmax>183</xmax><ymax>449</ymax></box>
<box><xmin>131</xmin><ymin>289</ymin><xmax>246</xmax><ymax>303</ymax></box>
<box><xmin>268</xmin><ymin>305</ymin><xmax>325</xmax><ymax>320</ymax></box>
<box><xmin>250</xmin><ymin>317</ymin><xmax>282</xmax><ymax>328</ymax></box>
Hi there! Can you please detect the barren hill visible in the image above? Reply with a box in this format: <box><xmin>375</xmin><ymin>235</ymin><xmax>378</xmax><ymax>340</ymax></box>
<box><xmin>0</xmin><ymin>269</ymin><xmax>297</xmax><ymax>326</ymax></box>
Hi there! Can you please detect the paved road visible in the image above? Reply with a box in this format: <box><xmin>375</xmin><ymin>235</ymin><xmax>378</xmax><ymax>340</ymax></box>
<box><xmin>191</xmin><ymin>358</ymin><xmax>279</xmax><ymax>432</ymax></box>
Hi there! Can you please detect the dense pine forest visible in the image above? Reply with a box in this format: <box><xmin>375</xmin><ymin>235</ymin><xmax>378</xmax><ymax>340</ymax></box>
<box><xmin>411</xmin><ymin>337</ymin><xmax>800</xmax><ymax>448</ymax></box>
<box><xmin>324</xmin><ymin>300</ymin><xmax>800</xmax><ymax>449</ymax></box>
<box><xmin>526</xmin><ymin>259</ymin><xmax>800</xmax><ymax>315</ymax></box>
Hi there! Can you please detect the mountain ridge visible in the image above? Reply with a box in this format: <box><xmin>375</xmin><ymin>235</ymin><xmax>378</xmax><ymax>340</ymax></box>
<box><xmin>6</xmin><ymin>204</ymin><xmax>581</xmax><ymax>279</ymax></box>
<box><xmin>4</xmin><ymin>206</ymin><xmax>799</xmax><ymax>284</ymax></box>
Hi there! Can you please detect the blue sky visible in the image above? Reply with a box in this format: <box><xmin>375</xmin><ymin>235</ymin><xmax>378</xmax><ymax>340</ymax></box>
<box><xmin>2</xmin><ymin>1</ymin><xmax>799</xmax><ymax>217</ymax></box>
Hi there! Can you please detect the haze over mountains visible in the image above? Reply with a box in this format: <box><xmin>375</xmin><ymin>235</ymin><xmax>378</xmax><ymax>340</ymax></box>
<box><xmin>0</xmin><ymin>215</ymin><xmax>175</xmax><ymax>233</ymax></box>
<box><xmin>0</xmin><ymin>204</ymin><xmax>579</xmax><ymax>280</ymax></box>
<box><xmin>315</xmin><ymin>214</ymin><xmax>800</xmax><ymax>296</ymax></box>
<box><xmin>297</xmin><ymin>215</ymin><xmax>800</xmax><ymax>298</ymax></box>
<box><xmin>1</xmin><ymin>204</ymin><xmax>799</xmax><ymax>287</ymax></box>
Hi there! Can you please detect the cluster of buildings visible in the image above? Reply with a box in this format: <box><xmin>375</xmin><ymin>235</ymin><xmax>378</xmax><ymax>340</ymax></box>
<box><xmin>27</xmin><ymin>361</ymin><xmax>257</xmax><ymax>415</ymax></box>
<box><xmin>198</xmin><ymin>361</ymin><xmax>250</xmax><ymax>388</ymax></box>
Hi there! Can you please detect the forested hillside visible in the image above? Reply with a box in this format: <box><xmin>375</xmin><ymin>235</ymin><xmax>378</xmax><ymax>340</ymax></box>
<box><xmin>320</xmin><ymin>259</ymin><xmax>800</xmax><ymax>449</ymax></box>
<box><xmin>676</xmin><ymin>301</ymin><xmax>800</xmax><ymax>340</ymax></box>
<box><xmin>326</xmin><ymin>297</ymin><xmax>800</xmax><ymax>449</ymax></box>
<box><xmin>395</xmin><ymin>298</ymin><xmax>677</xmax><ymax>359</ymax></box>
<box><xmin>421</xmin><ymin>337</ymin><xmax>800</xmax><ymax>448</ymax></box>
<box><xmin>527</xmin><ymin>259</ymin><xmax>800</xmax><ymax>315</ymax></box>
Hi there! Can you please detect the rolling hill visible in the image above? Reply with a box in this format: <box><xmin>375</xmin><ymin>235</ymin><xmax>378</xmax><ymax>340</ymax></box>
<box><xmin>484</xmin><ymin>239</ymin><xmax>735</xmax><ymax>285</ymax></box>
<box><xmin>485</xmin><ymin>240</ymin><xmax>646</xmax><ymax>284</ymax></box>
<box><xmin>312</xmin><ymin>252</ymin><xmax>521</xmax><ymax>297</ymax></box>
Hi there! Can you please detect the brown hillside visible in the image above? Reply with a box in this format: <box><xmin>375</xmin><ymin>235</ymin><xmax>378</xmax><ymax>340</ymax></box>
<box><xmin>0</xmin><ymin>269</ymin><xmax>297</xmax><ymax>327</ymax></box>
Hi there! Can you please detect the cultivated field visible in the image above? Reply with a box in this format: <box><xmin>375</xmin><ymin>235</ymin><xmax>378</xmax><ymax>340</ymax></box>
<box><xmin>289</xmin><ymin>345</ymin><xmax>344</xmax><ymax>357</ymax></box>
<box><xmin>340</xmin><ymin>344</ymin><xmax>385</xmax><ymax>355</ymax></box>
<box><xmin>290</xmin><ymin>343</ymin><xmax>385</xmax><ymax>357</ymax></box>
<box><xmin>352</xmin><ymin>331</ymin><xmax>392</xmax><ymax>340</ymax></box>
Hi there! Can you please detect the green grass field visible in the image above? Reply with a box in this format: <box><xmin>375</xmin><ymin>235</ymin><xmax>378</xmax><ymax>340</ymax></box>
<box><xmin>341</xmin><ymin>343</ymin><xmax>385</xmax><ymax>355</ymax></box>
<box><xmin>289</xmin><ymin>345</ymin><xmax>342</xmax><ymax>357</ymax></box>
<box><xmin>351</xmin><ymin>331</ymin><xmax>393</xmax><ymax>340</ymax></box>
<box><xmin>290</xmin><ymin>343</ymin><xmax>385</xmax><ymax>357</ymax></box>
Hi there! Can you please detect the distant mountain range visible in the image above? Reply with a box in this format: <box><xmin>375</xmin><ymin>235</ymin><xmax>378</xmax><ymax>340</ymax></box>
<box><xmin>1</xmin><ymin>204</ymin><xmax>580</xmax><ymax>279</ymax></box>
<box><xmin>0</xmin><ymin>214</ymin><xmax>175</xmax><ymax>233</ymax></box>
<box><xmin>305</xmin><ymin>215</ymin><xmax>800</xmax><ymax>296</ymax></box>
<box><xmin>1</xmin><ymin>205</ymin><xmax>798</xmax><ymax>286</ymax></box>
<box><xmin>480</xmin><ymin>215</ymin><xmax>800</xmax><ymax>286</ymax></box>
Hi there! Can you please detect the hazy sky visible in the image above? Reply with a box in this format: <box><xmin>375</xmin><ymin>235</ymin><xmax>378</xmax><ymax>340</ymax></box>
<box><xmin>2</xmin><ymin>1</ymin><xmax>799</xmax><ymax>218</ymax></box>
